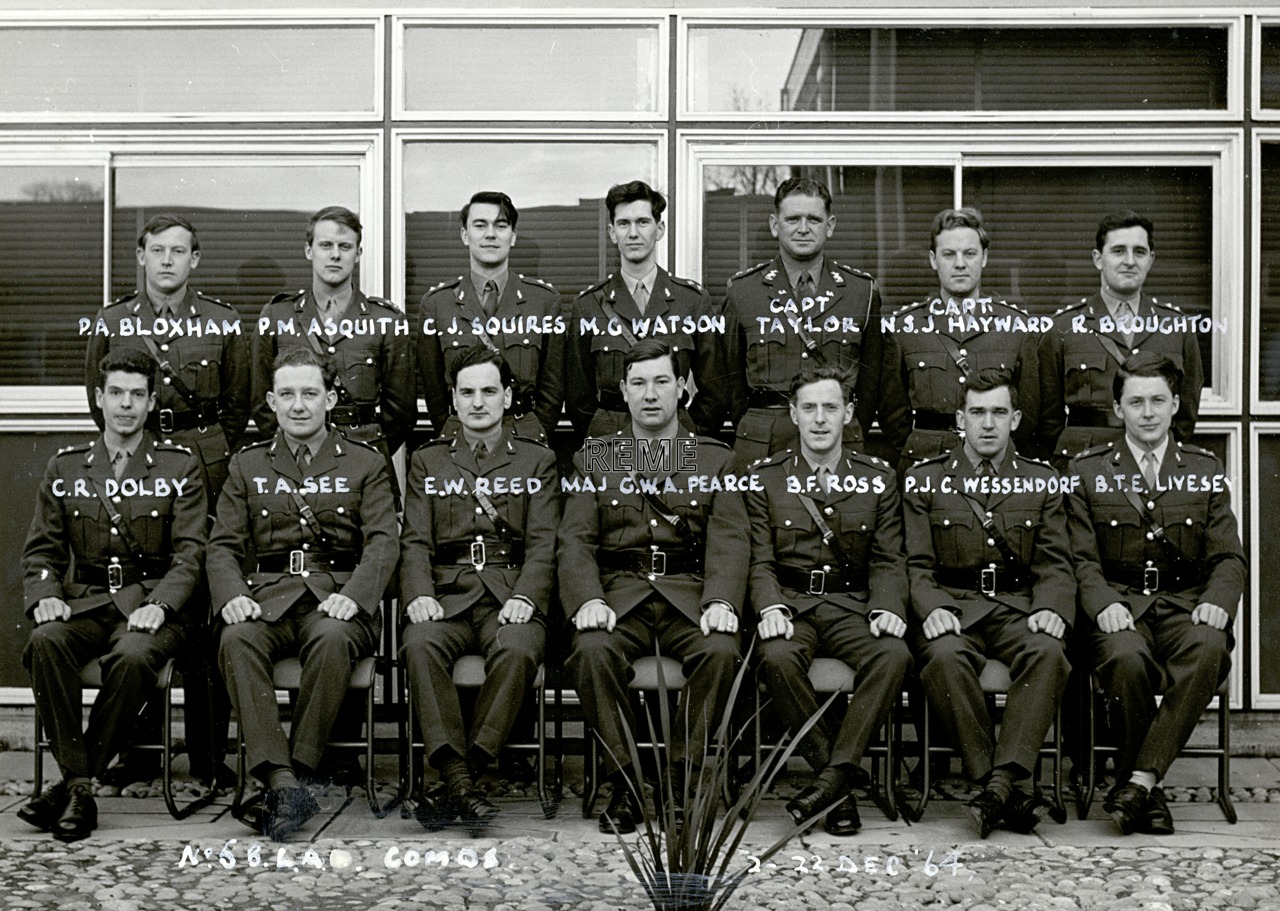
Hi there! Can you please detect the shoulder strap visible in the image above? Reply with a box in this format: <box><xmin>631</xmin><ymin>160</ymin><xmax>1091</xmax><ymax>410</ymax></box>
<box><xmin>448</xmin><ymin>448</ymin><xmax>518</xmax><ymax>540</ymax></box>
<box><xmin>90</xmin><ymin>478</ymin><xmax>145</xmax><ymax>558</ymax></box>
<box><xmin>934</xmin><ymin>333</ymin><xmax>973</xmax><ymax>378</ymax></box>
<box><xmin>795</xmin><ymin>492</ymin><xmax>851</xmax><ymax>567</ymax></box>
<box><xmin>600</xmin><ymin>300</ymin><xmax>639</xmax><ymax>346</ymax></box>
<box><xmin>138</xmin><ymin>335</ymin><xmax>204</xmax><ymax>408</ymax></box>
<box><xmin>1088</xmin><ymin>329</ymin><xmax>1129</xmax><ymax>366</ymax></box>
<box><xmin>269</xmin><ymin>463</ymin><xmax>334</xmax><ymax>549</ymax></box>
<box><xmin>629</xmin><ymin>471</ymin><xmax>692</xmax><ymax>541</ymax></box>
<box><xmin>1101</xmin><ymin>460</ymin><xmax>1195</xmax><ymax>564</ymax></box>
<box><xmin>789</xmin><ymin>319</ymin><xmax>828</xmax><ymax>366</ymax></box>
<box><xmin>957</xmin><ymin>490</ymin><xmax>1029</xmax><ymax>575</ymax></box>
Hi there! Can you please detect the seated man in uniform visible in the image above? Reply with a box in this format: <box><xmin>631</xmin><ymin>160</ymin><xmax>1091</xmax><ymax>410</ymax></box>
<box><xmin>1067</xmin><ymin>352</ymin><xmax>1244</xmax><ymax>835</ymax></box>
<box><xmin>904</xmin><ymin>368</ymin><xmax>1076</xmax><ymax>838</ymax></box>
<box><xmin>400</xmin><ymin>346</ymin><xmax>559</xmax><ymax>831</ymax></box>
<box><xmin>19</xmin><ymin>349</ymin><xmax>206</xmax><ymax>841</ymax></box>
<box><xmin>749</xmin><ymin>363</ymin><xmax>911</xmax><ymax>835</ymax></box>
<box><xmin>210</xmin><ymin>347</ymin><xmax>398</xmax><ymax>842</ymax></box>
<box><xmin>560</xmin><ymin>338</ymin><xmax>748</xmax><ymax>834</ymax></box>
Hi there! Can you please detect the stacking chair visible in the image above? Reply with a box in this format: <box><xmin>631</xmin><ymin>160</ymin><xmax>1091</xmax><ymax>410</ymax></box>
<box><xmin>33</xmin><ymin>656</ymin><xmax>217</xmax><ymax>820</ymax></box>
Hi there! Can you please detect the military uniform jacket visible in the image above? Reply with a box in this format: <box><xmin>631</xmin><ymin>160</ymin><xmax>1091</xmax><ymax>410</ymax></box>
<box><xmin>879</xmin><ymin>294</ymin><xmax>1041</xmax><ymax>462</ymax></box>
<box><xmin>720</xmin><ymin>256</ymin><xmax>882</xmax><ymax>440</ymax></box>
<box><xmin>1040</xmin><ymin>293</ymin><xmax>1204</xmax><ymax>459</ymax></box>
<box><xmin>86</xmin><ymin>287</ymin><xmax>250</xmax><ymax>462</ymax></box>
<box><xmin>746</xmin><ymin>449</ymin><xmax>907</xmax><ymax>621</ymax></box>
<box><xmin>903</xmin><ymin>445</ymin><xmax>1076</xmax><ymax>629</ymax></box>
<box><xmin>558</xmin><ymin>430</ymin><xmax>749</xmax><ymax>624</ymax></box>
<box><xmin>400</xmin><ymin>428</ymin><xmax>559</xmax><ymax>619</ymax></box>
<box><xmin>253</xmin><ymin>288</ymin><xmax>415</xmax><ymax>456</ymax></box>
<box><xmin>22</xmin><ymin>433</ymin><xmax>206</xmax><ymax>626</ymax></box>
<box><xmin>417</xmin><ymin>273</ymin><xmax>566</xmax><ymax>439</ymax></box>
<box><xmin>207</xmin><ymin>428</ymin><xmax>398</xmax><ymax>622</ymax></box>
<box><xmin>1066</xmin><ymin>439</ymin><xmax>1244</xmax><ymax>623</ymax></box>
<box><xmin>566</xmin><ymin>269</ymin><xmax>728</xmax><ymax>436</ymax></box>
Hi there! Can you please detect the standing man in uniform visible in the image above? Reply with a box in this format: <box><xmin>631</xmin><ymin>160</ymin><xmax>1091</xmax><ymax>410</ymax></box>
<box><xmin>720</xmin><ymin>177</ymin><xmax>882</xmax><ymax>465</ymax></box>
<box><xmin>211</xmin><ymin>347</ymin><xmax>398</xmax><ymax>842</ymax></box>
<box><xmin>904</xmin><ymin>368</ymin><xmax>1075</xmax><ymax>838</ymax></box>
<box><xmin>1067</xmin><ymin>353</ymin><xmax>1243</xmax><ymax>835</ymax></box>
<box><xmin>400</xmin><ymin>346</ymin><xmax>559</xmax><ymax>831</ymax></box>
<box><xmin>253</xmin><ymin>206</ymin><xmax>414</xmax><ymax>486</ymax></box>
<box><xmin>879</xmin><ymin>207</ymin><xmax>1040</xmax><ymax>470</ymax></box>
<box><xmin>1040</xmin><ymin>211</ymin><xmax>1204</xmax><ymax>471</ymax></box>
<box><xmin>20</xmin><ymin>350</ymin><xmax>206</xmax><ymax>841</ymax></box>
<box><xmin>418</xmin><ymin>191</ymin><xmax>565</xmax><ymax>444</ymax></box>
<box><xmin>84</xmin><ymin>213</ymin><xmax>248</xmax><ymax>786</ymax></box>
<box><xmin>561</xmin><ymin>339</ymin><xmax>748</xmax><ymax>834</ymax></box>
<box><xmin>749</xmin><ymin>363</ymin><xmax>911</xmax><ymax>836</ymax></box>
<box><xmin>567</xmin><ymin>181</ymin><xmax>727</xmax><ymax>439</ymax></box>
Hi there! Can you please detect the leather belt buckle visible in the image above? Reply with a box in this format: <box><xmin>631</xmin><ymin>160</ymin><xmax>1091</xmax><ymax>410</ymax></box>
<box><xmin>650</xmin><ymin>549</ymin><xmax>667</xmax><ymax>576</ymax></box>
<box><xmin>158</xmin><ymin>408</ymin><xmax>175</xmax><ymax>434</ymax></box>
<box><xmin>470</xmin><ymin>538</ymin><xmax>487</xmax><ymax>570</ymax></box>
<box><xmin>288</xmin><ymin>550</ymin><xmax>306</xmax><ymax>575</ymax></box>
<box><xmin>107</xmin><ymin>561</ymin><xmax>124</xmax><ymax>593</ymax></box>
<box><xmin>808</xmin><ymin>569</ymin><xmax>826</xmax><ymax>595</ymax></box>
<box><xmin>1143</xmin><ymin>565</ymin><xmax>1159</xmax><ymax>595</ymax></box>
<box><xmin>980</xmin><ymin>565</ymin><xmax>997</xmax><ymax>596</ymax></box>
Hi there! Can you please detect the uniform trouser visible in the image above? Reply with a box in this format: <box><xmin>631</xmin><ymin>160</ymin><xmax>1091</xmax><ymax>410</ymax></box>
<box><xmin>733</xmin><ymin>406</ymin><xmax>862</xmax><ymax>466</ymax></box>
<box><xmin>569</xmin><ymin>597</ymin><xmax>741</xmax><ymax>775</ymax></box>
<box><xmin>400</xmin><ymin>596</ymin><xmax>546</xmax><ymax>765</ymax></box>
<box><xmin>912</xmin><ymin>603</ymin><xmax>1070</xmax><ymax>781</ymax></box>
<box><xmin>1089</xmin><ymin>600</ymin><xmax>1232</xmax><ymax>782</ymax></box>
<box><xmin>218</xmin><ymin>599</ymin><xmax>376</xmax><ymax>782</ymax></box>
<box><xmin>759</xmin><ymin>603</ymin><xmax>912</xmax><ymax>771</ymax></box>
<box><xmin>23</xmin><ymin>610</ymin><xmax>185</xmax><ymax>781</ymax></box>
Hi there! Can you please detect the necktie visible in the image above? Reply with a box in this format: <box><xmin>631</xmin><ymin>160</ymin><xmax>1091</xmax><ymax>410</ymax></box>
<box><xmin>481</xmin><ymin>281</ymin><xmax>498</xmax><ymax>319</ymax></box>
<box><xmin>1142</xmin><ymin>451</ymin><xmax>1158</xmax><ymax>490</ymax></box>
<box><xmin>634</xmin><ymin>281</ymin><xmax>648</xmax><ymax>315</ymax></box>
<box><xmin>474</xmin><ymin>441</ymin><xmax>488</xmax><ymax>463</ymax></box>
<box><xmin>112</xmin><ymin>450</ymin><xmax>129</xmax><ymax>481</ymax></box>
<box><xmin>796</xmin><ymin>273</ymin><xmax>815</xmax><ymax>301</ymax></box>
<box><xmin>979</xmin><ymin>458</ymin><xmax>995</xmax><ymax>478</ymax></box>
<box><xmin>297</xmin><ymin>445</ymin><xmax>311</xmax><ymax>474</ymax></box>
<box><xmin>817</xmin><ymin>464</ymin><xmax>831</xmax><ymax>494</ymax></box>
<box><xmin>1120</xmin><ymin>301</ymin><xmax>1135</xmax><ymax>348</ymax></box>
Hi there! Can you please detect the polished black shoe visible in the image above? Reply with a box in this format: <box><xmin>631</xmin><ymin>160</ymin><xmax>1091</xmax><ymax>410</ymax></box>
<box><xmin>599</xmin><ymin>786</ymin><xmax>640</xmax><ymax>835</ymax></box>
<box><xmin>785</xmin><ymin>781</ymin><xmax>846</xmax><ymax>828</ymax></box>
<box><xmin>17</xmin><ymin>781</ymin><xmax>69</xmax><ymax>832</ymax></box>
<box><xmin>1002</xmin><ymin>789</ymin><xmax>1050</xmax><ymax>834</ymax></box>
<box><xmin>1140</xmin><ymin>786</ymin><xmax>1175</xmax><ymax>835</ymax></box>
<box><xmin>823</xmin><ymin>793</ymin><xmax>861</xmax><ymax>836</ymax></box>
<box><xmin>965</xmin><ymin>788</ymin><xmax>1009</xmax><ymax>839</ymax></box>
<box><xmin>53</xmin><ymin>783</ymin><xmax>98</xmax><ymax>843</ymax></box>
<box><xmin>454</xmin><ymin>784</ymin><xmax>500</xmax><ymax>835</ymax></box>
<box><xmin>412</xmin><ymin>788</ymin><xmax>453</xmax><ymax>833</ymax></box>
<box><xmin>266</xmin><ymin>786</ymin><xmax>320</xmax><ymax>842</ymax></box>
<box><xmin>1103</xmin><ymin>782</ymin><xmax>1150</xmax><ymax>836</ymax></box>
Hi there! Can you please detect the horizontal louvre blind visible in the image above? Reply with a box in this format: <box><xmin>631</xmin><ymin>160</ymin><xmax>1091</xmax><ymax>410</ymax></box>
<box><xmin>1262</xmin><ymin>27</ymin><xmax>1280</xmax><ymax>110</ymax></box>
<box><xmin>1260</xmin><ymin>144</ymin><xmax>1280</xmax><ymax>399</ymax></box>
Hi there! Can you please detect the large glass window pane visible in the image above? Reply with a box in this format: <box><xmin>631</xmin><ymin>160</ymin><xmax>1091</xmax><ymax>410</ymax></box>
<box><xmin>0</xmin><ymin>25</ymin><xmax>377</xmax><ymax>117</ymax></box>
<box><xmin>689</xmin><ymin>26</ymin><xmax>1228</xmax><ymax>113</ymax></box>
<box><xmin>1260</xmin><ymin>144</ymin><xmax>1280</xmax><ymax>399</ymax></box>
<box><xmin>0</xmin><ymin>166</ymin><xmax>103</xmax><ymax>385</ymax></box>
<box><xmin>961</xmin><ymin>164</ymin><xmax>1214</xmax><ymax>379</ymax></box>
<box><xmin>1257</xmin><ymin>435</ymin><xmax>1280</xmax><ymax>695</ymax></box>
<box><xmin>112</xmin><ymin>164</ymin><xmax>363</xmax><ymax>323</ymax></box>
<box><xmin>403</xmin><ymin>141</ymin><xmax>659</xmax><ymax>305</ymax></box>
<box><xmin>402</xmin><ymin>24</ymin><xmax>659</xmax><ymax>115</ymax></box>
<box><xmin>1262</xmin><ymin>26</ymin><xmax>1280</xmax><ymax>110</ymax></box>
<box><xmin>701</xmin><ymin>164</ymin><xmax>954</xmax><ymax>308</ymax></box>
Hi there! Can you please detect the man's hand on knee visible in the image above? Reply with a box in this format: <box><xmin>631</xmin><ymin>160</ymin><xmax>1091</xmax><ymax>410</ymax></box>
<box><xmin>406</xmin><ymin>595</ymin><xmax>444</xmax><ymax>623</ymax></box>
<box><xmin>922</xmin><ymin>607</ymin><xmax>961</xmax><ymax>640</ymax></box>
<box><xmin>573</xmin><ymin>599</ymin><xmax>615</xmax><ymax>632</ymax></box>
<box><xmin>1192</xmin><ymin>602</ymin><xmax>1230</xmax><ymax>631</ymax></box>
<box><xmin>700</xmin><ymin>601</ymin><xmax>738</xmax><ymax>636</ymax></box>
<box><xmin>869</xmin><ymin>609</ymin><xmax>907</xmax><ymax>639</ymax></box>
<box><xmin>32</xmin><ymin>597</ymin><xmax>71</xmax><ymax>625</ymax></box>
<box><xmin>1027</xmin><ymin>609</ymin><xmax>1066</xmax><ymax>640</ymax></box>
<box><xmin>221</xmin><ymin>595</ymin><xmax>262</xmax><ymax>625</ymax></box>
<box><xmin>127</xmin><ymin>604</ymin><xmax>167</xmax><ymax>634</ymax></box>
<box><xmin>1097</xmin><ymin>602</ymin><xmax>1134</xmax><ymax>635</ymax></box>
<box><xmin>318</xmin><ymin>593</ymin><xmax>360</xmax><ymax>621</ymax></box>
<box><xmin>499</xmin><ymin>597</ymin><xmax>535</xmax><ymax>625</ymax></box>
<box><xmin>757</xmin><ymin>605</ymin><xmax>793</xmax><ymax>641</ymax></box>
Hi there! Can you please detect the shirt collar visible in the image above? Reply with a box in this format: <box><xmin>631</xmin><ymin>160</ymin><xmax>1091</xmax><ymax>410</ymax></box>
<box><xmin>785</xmin><ymin>261</ymin><xmax>823</xmax><ymax>293</ymax></box>
<box><xmin>314</xmin><ymin>285</ymin><xmax>353</xmax><ymax>313</ymax></box>
<box><xmin>284</xmin><ymin>428</ymin><xmax>330</xmax><ymax>462</ymax></box>
<box><xmin>471</xmin><ymin>270</ymin><xmax>508</xmax><ymax>301</ymax></box>
<box><xmin>1125</xmin><ymin>433</ymin><xmax>1170</xmax><ymax>473</ymax></box>
<box><xmin>620</xmin><ymin>265</ymin><xmax>659</xmax><ymax>298</ymax></box>
<box><xmin>1100</xmin><ymin>287</ymin><xmax>1140</xmax><ymax>319</ymax></box>
<box><xmin>962</xmin><ymin>442</ymin><xmax>1006</xmax><ymax>474</ymax></box>
<box><xmin>802</xmin><ymin>447</ymin><xmax>843</xmax><ymax>476</ymax></box>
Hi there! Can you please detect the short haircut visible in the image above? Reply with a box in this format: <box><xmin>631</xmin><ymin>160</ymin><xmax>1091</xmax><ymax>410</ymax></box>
<box><xmin>137</xmin><ymin>214</ymin><xmax>200</xmax><ymax>252</ymax></box>
<box><xmin>307</xmin><ymin>206</ymin><xmax>362</xmax><ymax>245</ymax></box>
<box><xmin>1113</xmin><ymin>351</ymin><xmax>1182</xmax><ymax>403</ymax></box>
<box><xmin>774</xmin><ymin>177</ymin><xmax>832</xmax><ymax>214</ymax></box>
<box><xmin>460</xmin><ymin>191</ymin><xmax>519</xmax><ymax>229</ymax></box>
<box><xmin>622</xmin><ymin>338</ymin><xmax>680</xmax><ymax>381</ymax></box>
<box><xmin>790</xmin><ymin>362</ymin><xmax>855</xmax><ymax>406</ymax></box>
<box><xmin>606</xmin><ymin>181</ymin><xmax>667</xmax><ymax>222</ymax></box>
<box><xmin>98</xmin><ymin>349</ymin><xmax>157</xmax><ymax>395</ymax></box>
<box><xmin>963</xmin><ymin>366</ymin><xmax>1019</xmax><ymax>412</ymax></box>
<box><xmin>272</xmin><ymin>346</ymin><xmax>336</xmax><ymax>391</ymax></box>
<box><xmin>1095</xmin><ymin>210</ymin><xmax>1154</xmax><ymax>252</ymax></box>
<box><xmin>930</xmin><ymin>207</ymin><xmax>989</xmax><ymax>252</ymax></box>
<box><xmin>448</xmin><ymin>345</ymin><xmax>513</xmax><ymax>390</ymax></box>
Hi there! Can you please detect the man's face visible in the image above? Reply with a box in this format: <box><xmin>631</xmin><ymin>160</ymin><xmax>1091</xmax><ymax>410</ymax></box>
<box><xmin>453</xmin><ymin>362</ymin><xmax>510</xmax><ymax>436</ymax></box>
<box><xmin>621</xmin><ymin>355</ymin><xmax>684</xmax><ymax>433</ymax></box>
<box><xmin>461</xmin><ymin>202</ymin><xmax>515</xmax><ymax>269</ymax></box>
<box><xmin>930</xmin><ymin>226</ymin><xmax>986</xmax><ymax>301</ymax></box>
<box><xmin>267</xmin><ymin>364</ymin><xmax>336</xmax><ymax>442</ymax></box>
<box><xmin>1114</xmin><ymin>374</ymin><xmax>1178</xmax><ymax>448</ymax></box>
<box><xmin>769</xmin><ymin>193</ymin><xmax>834</xmax><ymax>263</ymax></box>
<box><xmin>1092</xmin><ymin>225</ymin><xmax>1154</xmax><ymax>298</ymax></box>
<box><xmin>957</xmin><ymin>385</ymin><xmax>1021</xmax><ymax>459</ymax></box>
<box><xmin>95</xmin><ymin>370</ymin><xmax>155</xmax><ymax>439</ymax></box>
<box><xmin>306</xmin><ymin>220</ymin><xmax>361</xmax><ymax>290</ymax></box>
<box><xmin>790</xmin><ymin>379</ymin><xmax>852</xmax><ymax>459</ymax></box>
<box><xmin>608</xmin><ymin>200</ymin><xmax>665</xmax><ymax>267</ymax></box>
<box><xmin>136</xmin><ymin>226</ymin><xmax>199</xmax><ymax>295</ymax></box>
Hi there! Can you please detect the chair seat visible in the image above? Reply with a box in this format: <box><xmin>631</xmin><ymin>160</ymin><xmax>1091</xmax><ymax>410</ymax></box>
<box><xmin>979</xmin><ymin>660</ymin><xmax>1012</xmax><ymax>693</ymax></box>
<box><xmin>271</xmin><ymin>655</ymin><xmax>376</xmax><ymax>690</ymax></box>
<box><xmin>452</xmin><ymin>654</ymin><xmax>545</xmax><ymax>688</ymax></box>
<box><xmin>807</xmin><ymin>658</ymin><xmax>855</xmax><ymax>692</ymax></box>
<box><xmin>629</xmin><ymin>656</ymin><xmax>686</xmax><ymax>690</ymax></box>
<box><xmin>77</xmin><ymin>657</ymin><xmax>175</xmax><ymax>689</ymax></box>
